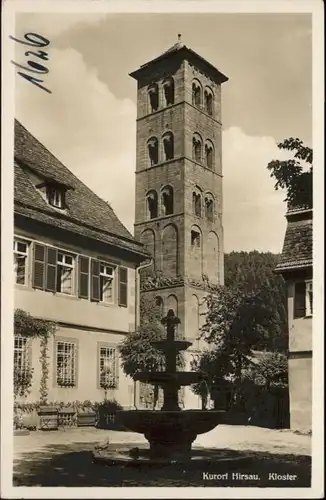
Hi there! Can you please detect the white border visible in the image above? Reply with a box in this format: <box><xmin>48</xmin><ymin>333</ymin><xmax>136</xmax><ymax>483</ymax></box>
<box><xmin>1</xmin><ymin>1</ymin><xmax>324</xmax><ymax>499</ymax></box>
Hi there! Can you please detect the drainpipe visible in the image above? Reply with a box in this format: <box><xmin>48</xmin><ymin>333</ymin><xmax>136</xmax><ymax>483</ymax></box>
<box><xmin>133</xmin><ymin>258</ymin><xmax>153</xmax><ymax>408</ymax></box>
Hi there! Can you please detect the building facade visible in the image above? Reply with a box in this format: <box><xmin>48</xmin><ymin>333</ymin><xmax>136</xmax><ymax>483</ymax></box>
<box><xmin>14</xmin><ymin>120</ymin><xmax>148</xmax><ymax>408</ymax></box>
<box><xmin>130</xmin><ymin>38</ymin><xmax>228</xmax><ymax>407</ymax></box>
<box><xmin>275</xmin><ymin>207</ymin><xmax>313</xmax><ymax>431</ymax></box>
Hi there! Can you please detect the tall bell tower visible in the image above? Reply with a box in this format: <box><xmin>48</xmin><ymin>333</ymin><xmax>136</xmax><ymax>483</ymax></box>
<box><xmin>131</xmin><ymin>36</ymin><xmax>228</xmax><ymax>406</ymax></box>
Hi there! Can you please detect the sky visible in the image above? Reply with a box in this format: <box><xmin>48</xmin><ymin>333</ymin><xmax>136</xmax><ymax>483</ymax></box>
<box><xmin>13</xmin><ymin>12</ymin><xmax>312</xmax><ymax>253</ymax></box>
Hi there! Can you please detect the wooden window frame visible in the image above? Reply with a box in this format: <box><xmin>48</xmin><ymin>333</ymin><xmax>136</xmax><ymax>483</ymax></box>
<box><xmin>14</xmin><ymin>238</ymin><xmax>29</xmax><ymax>286</ymax></box>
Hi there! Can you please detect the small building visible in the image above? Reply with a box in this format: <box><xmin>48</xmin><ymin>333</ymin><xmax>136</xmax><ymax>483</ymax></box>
<box><xmin>275</xmin><ymin>207</ymin><xmax>313</xmax><ymax>431</ymax></box>
<box><xmin>14</xmin><ymin>120</ymin><xmax>148</xmax><ymax>408</ymax></box>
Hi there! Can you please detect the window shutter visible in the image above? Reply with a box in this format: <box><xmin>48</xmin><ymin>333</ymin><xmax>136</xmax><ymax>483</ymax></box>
<box><xmin>78</xmin><ymin>256</ymin><xmax>89</xmax><ymax>299</ymax></box>
<box><xmin>32</xmin><ymin>243</ymin><xmax>46</xmax><ymax>289</ymax></box>
<box><xmin>91</xmin><ymin>259</ymin><xmax>100</xmax><ymax>301</ymax></box>
<box><xmin>45</xmin><ymin>247</ymin><xmax>57</xmax><ymax>292</ymax></box>
<box><xmin>294</xmin><ymin>282</ymin><xmax>306</xmax><ymax>318</ymax></box>
<box><xmin>118</xmin><ymin>267</ymin><xmax>128</xmax><ymax>307</ymax></box>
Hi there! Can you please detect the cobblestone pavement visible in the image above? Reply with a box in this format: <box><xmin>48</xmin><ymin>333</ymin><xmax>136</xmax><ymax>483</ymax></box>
<box><xmin>13</xmin><ymin>425</ymin><xmax>312</xmax><ymax>487</ymax></box>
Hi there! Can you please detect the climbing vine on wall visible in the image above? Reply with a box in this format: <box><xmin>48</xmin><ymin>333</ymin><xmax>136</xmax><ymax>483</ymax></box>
<box><xmin>14</xmin><ymin>309</ymin><xmax>56</xmax><ymax>401</ymax></box>
<box><xmin>39</xmin><ymin>336</ymin><xmax>50</xmax><ymax>404</ymax></box>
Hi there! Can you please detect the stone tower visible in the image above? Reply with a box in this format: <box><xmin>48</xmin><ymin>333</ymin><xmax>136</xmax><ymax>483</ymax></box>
<box><xmin>131</xmin><ymin>37</ymin><xmax>228</xmax><ymax>407</ymax></box>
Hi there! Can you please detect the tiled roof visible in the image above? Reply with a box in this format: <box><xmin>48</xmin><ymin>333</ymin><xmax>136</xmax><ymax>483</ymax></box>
<box><xmin>14</xmin><ymin>120</ymin><xmax>148</xmax><ymax>259</ymax></box>
<box><xmin>130</xmin><ymin>40</ymin><xmax>228</xmax><ymax>83</ymax></box>
<box><xmin>275</xmin><ymin>211</ymin><xmax>313</xmax><ymax>272</ymax></box>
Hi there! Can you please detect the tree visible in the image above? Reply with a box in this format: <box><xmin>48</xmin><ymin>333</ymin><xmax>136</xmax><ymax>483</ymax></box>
<box><xmin>244</xmin><ymin>352</ymin><xmax>288</xmax><ymax>390</ymax></box>
<box><xmin>119</xmin><ymin>296</ymin><xmax>166</xmax><ymax>377</ymax></box>
<box><xmin>191</xmin><ymin>285</ymin><xmax>276</xmax><ymax>407</ymax></box>
<box><xmin>224</xmin><ymin>251</ymin><xmax>288</xmax><ymax>352</ymax></box>
<box><xmin>267</xmin><ymin>137</ymin><xmax>312</xmax><ymax>209</ymax></box>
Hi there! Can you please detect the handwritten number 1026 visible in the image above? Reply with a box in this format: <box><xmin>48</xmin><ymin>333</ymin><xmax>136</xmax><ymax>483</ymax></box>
<box><xmin>9</xmin><ymin>32</ymin><xmax>51</xmax><ymax>94</ymax></box>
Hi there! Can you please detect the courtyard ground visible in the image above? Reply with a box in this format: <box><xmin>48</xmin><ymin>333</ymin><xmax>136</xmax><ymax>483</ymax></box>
<box><xmin>13</xmin><ymin>425</ymin><xmax>311</xmax><ymax>487</ymax></box>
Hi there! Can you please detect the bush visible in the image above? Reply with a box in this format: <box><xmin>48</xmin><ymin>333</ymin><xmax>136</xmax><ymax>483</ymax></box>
<box><xmin>96</xmin><ymin>399</ymin><xmax>126</xmax><ymax>430</ymax></box>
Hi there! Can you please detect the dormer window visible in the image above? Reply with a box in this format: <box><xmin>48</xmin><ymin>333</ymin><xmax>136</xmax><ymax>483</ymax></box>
<box><xmin>28</xmin><ymin>171</ymin><xmax>71</xmax><ymax>211</ymax></box>
<box><xmin>46</xmin><ymin>186</ymin><xmax>65</xmax><ymax>208</ymax></box>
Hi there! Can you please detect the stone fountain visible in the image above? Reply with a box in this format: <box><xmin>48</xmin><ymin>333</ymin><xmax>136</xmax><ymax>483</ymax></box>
<box><xmin>93</xmin><ymin>309</ymin><xmax>226</xmax><ymax>465</ymax></box>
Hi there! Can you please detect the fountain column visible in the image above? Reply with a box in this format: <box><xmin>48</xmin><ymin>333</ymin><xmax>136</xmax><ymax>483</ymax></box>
<box><xmin>161</xmin><ymin>309</ymin><xmax>181</xmax><ymax>412</ymax></box>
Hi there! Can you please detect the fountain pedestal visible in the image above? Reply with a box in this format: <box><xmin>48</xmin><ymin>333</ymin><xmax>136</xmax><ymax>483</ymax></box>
<box><xmin>145</xmin><ymin>428</ymin><xmax>196</xmax><ymax>459</ymax></box>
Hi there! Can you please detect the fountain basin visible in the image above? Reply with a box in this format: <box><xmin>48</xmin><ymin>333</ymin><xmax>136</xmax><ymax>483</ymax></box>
<box><xmin>117</xmin><ymin>409</ymin><xmax>225</xmax><ymax>436</ymax></box>
<box><xmin>151</xmin><ymin>340</ymin><xmax>192</xmax><ymax>352</ymax></box>
<box><xmin>117</xmin><ymin>409</ymin><xmax>226</xmax><ymax>459</ymax></box>
<box><xmin>134</xmin><ymin>371</ymin><xmax>207</xmax><ymax>386</ymax></box>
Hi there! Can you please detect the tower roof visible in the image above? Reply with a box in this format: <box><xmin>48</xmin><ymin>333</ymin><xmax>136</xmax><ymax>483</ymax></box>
<box><xmin>157</xmin><ymin>34</ymin><xmax>185</xmax><ymax>57</ymax></box>
<box><xmin>130</xmin><ymin>35</ymin><xmax>228</xmax><ymax>83</ymax></box>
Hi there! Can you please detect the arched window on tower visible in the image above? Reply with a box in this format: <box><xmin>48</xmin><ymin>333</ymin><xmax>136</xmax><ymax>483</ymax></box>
<box><xmin>204</xmin><ymin>87</ymin><xmax>213</xmax><ymax>116</ymax></box>
<box><xmin>141</xmin><ymin>228</ymin><xmax>156</xmax><ymax>262</ymax></box>
<box><xmin>147</xmin><ymin>137</ymin><xmax>159</xmax><ymax>166</ymax></box>
<box><xmin>191</xmin><ymin>228</ymin><xmax>201</xmax><ymax>248</ymax></box>
<box><xmin>155</xmin><ymin>296</ymin><xmax>164</xmax><ymax>318</ymax></box>
<box><xmin>162</xmin><ymin>224</ymin><xmax>178</xmax><ymax>277</ymax></box>
<box><xmin>192</xmin><ymin>189</ymin><xmax>202</xmax><ymax>218</ymax></box>
<box><xmin>161</xmin><ymin>185</ymin><xmax>174</xmax><ymax>216</ymax></box>
<box><xmin>206</xmin><ymin>231</ymin><xmax>219</xmax><ymax>283</ymax></box>
<box><xmin>146</xmin><ymin>190</ymin><xmax>158</xmax><ymax>219</ymax></box>
<box><xmin>192</xmin><ymin>80</ymin><xmax>202</xmax><ymax>108</ymax></box>
<box><xmin>191</xmin><ymin>294</ymin><xmax>200</xmax><ymax>343</ymax></box>
<box><xmin>190</xmin><ymin>226</ymin><xmax>203</xmax><ymax>279</ymax></box>
<box><xmin>148</xmin><ymin>83</ymin><xmax>159</xmax><ymax>113</ymax></box>
<box><xmin>192</xmin><ymin>134</ymin><xmax>202</xmax><ymax>163</ymax></box>
<box><xmin>205</xmin><ymin>194</ymin><xmax>214</xmax><ymax>221</ymax></box>
<box><xmin>167</xmin><ymin>294</ymin><xmax>178</xmax><ymax>317</ymax></box>
<box><xmin>162</xmin><ymin>132</ymin><xmax>174</xmax><ymax>161</ymax></box>
<box><xmin>205</xmin><ymin>140</ymin><xmax>214</xmax><ymax>169</ymax></box>
<box><xmin>163</xmin><ymin>78</ymin><xmax>175</xmax><ymax>106</ymax></box>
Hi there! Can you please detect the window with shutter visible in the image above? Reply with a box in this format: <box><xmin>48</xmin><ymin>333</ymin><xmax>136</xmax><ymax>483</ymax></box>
<box><xmin>294</xmin><ymin>282</ymin><xmax>306</xmax><ymax>318</ymax></box>
<box><xmin>78</xmin><ymin>256</ymin><xmax>89</xmax><ymax>299</ymax></box>
<box><xmin>32</xmin><ymin>243</ymin><xmax>46</xmax><ymax>289</ymax></box>
<box><xmin>56</xmin><ymin>251</ymin><xmax>74</xmax><ymax>294</ymax></box>
<box><xmin>119</xmin><ymin>267</ymin><xmax>128</xmax><ymax>307</ymax></box>
<box><xmin>91</xmin><ymin>259</ymin><xmax>100</xmax><ymax>301</ymax></box>
<box><xmin>45</xmin><ymin>247</ymin><xmax>57</xmax><ymax>292</ymax></box>
<box><xmin>99</xmin><ymin>263</ymin><xmax>115</xmax><ymax>303</ymax></box>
